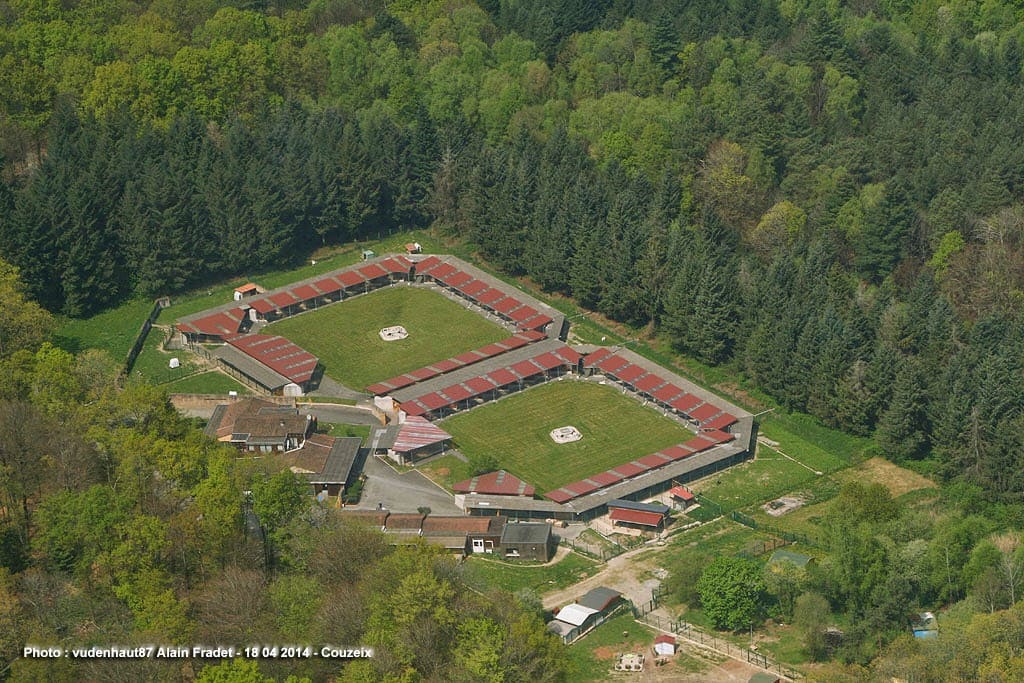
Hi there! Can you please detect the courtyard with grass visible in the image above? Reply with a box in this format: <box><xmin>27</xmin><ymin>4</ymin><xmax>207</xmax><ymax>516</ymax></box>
<box><xmin>265</xmin><ymin>286</ymin><xmax>508</xmax><ymax>390</ymax></box>
<box><xmin>441</xmin><ymin>379</ymin><xmax>696</xmax><ymax>494</ymax></box>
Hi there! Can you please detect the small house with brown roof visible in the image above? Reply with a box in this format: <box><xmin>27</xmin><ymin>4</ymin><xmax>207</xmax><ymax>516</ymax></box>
<box><xmin>234</xmin><ymin>283</ymin><xmax>261</xmax><ymax>300</ymax></box>
<box><xmin>204</xmin><ymin>398</ymin><xmax>316</xmax><ymax>453</ymax></box>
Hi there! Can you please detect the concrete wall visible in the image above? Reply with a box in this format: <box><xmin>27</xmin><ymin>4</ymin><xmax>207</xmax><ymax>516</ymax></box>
<box><xmin>169</xmin><ymin>394</ymin><xmax>296</xmax><ymax>412</ymax></box>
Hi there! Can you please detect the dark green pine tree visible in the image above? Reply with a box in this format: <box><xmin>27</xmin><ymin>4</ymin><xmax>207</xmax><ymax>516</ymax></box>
<box><xmin>393</xmin><ymin>107</ymin><xmax>438</xmax><ymax>229</ymax></box>
<box><xmin>875</xmin><ymin>356</ymin><xmax>931</xmax><ymax>462</ymax></box>
<box><xmin>855</xmin><ymin>182</ymin><xmax>912</xmax><ymax>283</ymax></box>
<box><xmin>306</xmin><ymin>111</ymin><xmax>349</xmax><ymax>245</ymax></box>
<box><xmin>651</xmin><ymin>9</ymin><xmax>680</xmax><ymax>77</ymax></box>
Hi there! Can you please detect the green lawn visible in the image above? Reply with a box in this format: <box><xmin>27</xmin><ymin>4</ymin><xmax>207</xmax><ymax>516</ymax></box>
<box><xmin>462</xmin><ymin>551</ymin><xmax>598</xmax><ymax>594</ymax></box>
<box><xmin>419</xmin><ymin>455</ymin><xmax>475</xmax><ymax>490</ymax></box>
<box><xmin>162</xmin><ymin>371</ymin><xmax>251</xmax><ymax>395</ymax></box>
<box><xmin>324</xmin><ymin>423</ymin><xmax>371</xmax><ymax>440</ymax></box>
<box><xmin>690</xmin><ymin>446</ymin><xmax>830</xmax><ymax>514</ymax></box>
<box><xmin>54</xmin><ymin>298</ymin><xmax>157</xmax><ymax>360</ymax></box>
<box><xmin>442</xmin><ymin>380</ymin><xmax>696</xmax><ymax>493</ymax></box>
<box><xmin>265</xmin><ymin>286</ymin><xmax>507</xmax><ymax>389</ymax></box>
<box><xmin>127</xmin><ymin>329</ymin><xmax>205</xmax><ymax>385</ymax></box>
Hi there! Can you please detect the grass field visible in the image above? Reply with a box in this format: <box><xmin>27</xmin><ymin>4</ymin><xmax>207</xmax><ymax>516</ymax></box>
<box><xmin>441</xmin><ymin>380</ymin><xmax>696</xmax><ymax>493</ymax></box>
<box><xmin>127</xmin><ymin>329</ymin><xmax>205</xmax><ymax>385</ymax></box>
<box><xmin>162</xmin><ymin>371</ymin><xmax>251</xmax><ymax>395</ymax></box>
<box><xmin>461</xmin><ymin>551</ymin><xmax>598</xmax><ymax>594</ymax></box>
<box><xmin>265</xmin><ymin>287</ymin><xmax>507</xmax><ymax>389</ymax></box>
<box><xmin>54</xmin><ymin>298</ymin><xmax>156</xmax><ymax>360</ymax></box>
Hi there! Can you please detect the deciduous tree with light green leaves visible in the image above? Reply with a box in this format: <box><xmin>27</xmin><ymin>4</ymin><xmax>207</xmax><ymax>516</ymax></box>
<box><xmin>696</xmin><ymin>556</ymin><xmax>766</xmax><ymax>631</ymax></box>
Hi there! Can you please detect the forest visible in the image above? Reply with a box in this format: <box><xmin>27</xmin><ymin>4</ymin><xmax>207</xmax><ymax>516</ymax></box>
<box><xmin>4</xmin><ymin>0</ymin><xmax>1024</xmax><ymax>679</ymax></box>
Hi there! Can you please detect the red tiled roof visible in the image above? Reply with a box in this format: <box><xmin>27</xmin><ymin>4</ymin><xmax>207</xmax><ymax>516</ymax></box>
<box><xmin>533</xmin><ymin>352</ymin><xmax>564</xmax><ymax>371</ymax></box>
<box><xmin>609</xmin><ymin>508</ymin><xmax>665</xmax><ymax>527</ymax></box>
<box><xmin>477</xmin><ymin>343</ymin><xmax>507</xmax><ymax>357</ymax></box>
<box><xmin>235</xmin><ymin>283</ymin><xmax>259</xmax><ymax>294</ymax></box>
<box><xmin>545</xmin><ymin>489</ymin><xmax>573</xmax><ymax>503</ymax></box>
<box><xmin>704</xmin><ymin>413</ymin><xmax>738</xmax><ymax>430</ymax></box>
<box><xmin>488</xmin><ymin>368</ymin><xmax>518</xmax><ymax>386</ymax></box>
<box><xmin>268</xmin><ymin>291</ymin><xmax>300</xmax><ymax>308</ymax></box>
<box><xmin>392</xmin><ymin>416</ymin><xmax>451</xmax><ymax>453</ymax></box>
<box><xmin>453</xmin><ymin>470</ymin><xmax>535</xmax><ymax>496</ymax></box>
<box><xmin>670</xmin><ymin>394</ymin><xmax>702</xmax><ymax>413</ymax></box>
<box><xmin>465</xmin><ymin>376</ymin><xmax>496</xmax><ymax>395</ymax></box>
<box><xmin>366</xmin><ymin>382</ymin><xmax>392</xmax><ymax>395</ymax></box>
<box><xmin>589</xmin><ymin>471</ymin><xmax>624</xmax><ymax>487</ymax></box>
<box><xmin>292</xmin><ymin>284</ymin><xmax>320</xmax><ymax>301</ymax></box>
<box><xmin>689</xmin><ymin>403</ymin><xmax>721</xmax><ymax>422</ymax></box>
<box><xmin>177</xmin><ymin>308</ymin><xmax>246</xmax><ymax>337</ymax></box>
<box><xmin>652</xmin><ymin>383</ymin><xmax>683</xmax><ymax>402</ymax></box>
<box><xmin>612</xmin><ymin>462</ymin><xmax>646</xmax><ymax>478</ymax></box>
<box><xmin>702</xmin><ymin>429</ymin><xmax>735</xmax><ymax>444</ymax></box>
<box><xmin>248</xmin><ymin>298</ymin><xmax>276</xmax><ymax>315</ymax></box>
<box><xmin>445</xmin><ymin>271</ymin><xmax>472</xmax><ymax>288</ymax></box>
<box><xmin>564</xmin><ymin>480</ymin><xmax>598</xmax><ymax>496</ymax></box>
<box><xmin>431</xmin><ymin>359</ymin><xmax>461</xmax><ymax>373</ymax></box>
<box><xmin>583</xmin><ymin>347</ymin><xmax>614</xmax><ymax>368</ymax></box>
<box><xmin>511</xmin><ymin>360</ymin><xmax>543</xmax><ymax>378</ymax></box>
<box><xmin>461</xmin><ymin>280</ymin><xmax>488</xmax><ymax>297</ymax></box>
<box><xmin>660</xmin><ymin>445</ymin><xmax>693</xmax><ymax>461</ymax></box>
<box><xmin>509</xmin><ymin>306</ymin><xmax>537</xmax><ymax>322</ymax></box>
<box><xmin>556</xmin><ymin>347</ymin><xmax>583</xmax><ymax>364</ymax></box>
<box><xmin>415</xmin><ymin>255</ymin><xmax>442</xmax><ymax>274</ymax></box>
<box><xmin>492</xmin><ymin>297</ymin><xmax>522</xmax><ymax>315</ymax></box>
<box><xmin>442</xmin><ymin>384</ymin><xmax>472</xmax><ymax>402</ymax></box>
<box><xmin>501</xmin><ymin>335</ymin><xmax>529</xmax><ymax>350</ymax></box>
<box><xmin>615</xmin><ymin>364</ymin><xmax>645</xmax><ymax>383</ymax></box>
<box><xmin>313</xmin><ymin>277</ymin><xmax>343</xmax><ymax>294</ymax></box>
<box><xmin>454</xmin><ymin>351</ymin><xmax>484</xmax><ymax>365</ymax></box>
<box><xmin>519</xmin><ymin>314</ymin><xmax>553</xmax><ymax>331</ymax></box>
<box><xmin>597</xmin><ymin>355</ymin><xmax>629</xmax><ymax>373</ymax></box>
<box><xmin>402</xmin><ymin>402</ymin><xmax>427</xmax><ymax>417</ymax></box>
<box><xmin>379</xmin><ymin>256</ymin><xmax>412</xmax><ymax>274</ymax></box>
<box><xmin>358</xmin><ymin>263</ymin><xmax>388</xmax><ymax>280</ymax></box>
<box><xmin>429</xmin><ymin>263</ymin><xmax>456</xmax><ymax>280</ymax></box>
<box><xmin>337</xmin><ymin>271</ymin><xmax>365</xmax><ymax>288</ymax></box>
<box><xmin>638</xmin><ymin>453</ymin><xmax>672</xmax><ymax>469</ymax></box>
<box><xmin>224</xmin><ymin>334</ymin><xmax>318</xmax><ymax>384</ymax></box>
<box><xmin>669</xmin><ymin>486</ymin><xmax>695</xmax><ymax>501</ymax></box>
<box><xmin>684</xmin><ymin>435</ymin><xmax>717</xmax><ymax>452</ymax></box>
<box><xmin>409</xmin><ymin>367</ymin><xmax>440</xmax><ymax>381</ymax></box>
<box><xmin>634</xmin><ymin>374</ymin><xmax>664</xmax><ymax>393</ymax></box>
<box><xmin>418</xmin><ymin>393</ymin><xmax>448</xmax><ymax>410</ymax></box>
<box><xmin>475</xmin><ymin>288</ymin><xmax>505</xmax><ymax>305</ymax></box>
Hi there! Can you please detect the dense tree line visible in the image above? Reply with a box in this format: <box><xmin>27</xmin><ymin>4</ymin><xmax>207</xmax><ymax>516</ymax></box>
<box><xmin>2</xmin><ymin>0</ymin><xmax>1024</xmax><ymax>502</ymax></box>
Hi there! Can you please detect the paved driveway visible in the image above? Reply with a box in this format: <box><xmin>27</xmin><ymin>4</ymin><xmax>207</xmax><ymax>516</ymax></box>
<box><xmin>351</xmin><ymin>455</ymin><xmax>461</xmax><ymax>515</ymax></box>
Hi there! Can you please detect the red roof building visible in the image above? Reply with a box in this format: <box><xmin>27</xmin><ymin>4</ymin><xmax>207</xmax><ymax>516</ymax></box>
<box><xmin>453</xmin><ymin>470</ymin><xmax>536</xmax><ymax>497</ymax></box>
<box><xmin>223</xmin><ymin>334</ymin><xmax>319</xmax><ymax>385</ymax></box>
<box><xmin>336</xmin><ymin>271</ymin><xmax>365</xmax><ymax>288</ymax></box>
<box><xmin>608</xmin><ymin>508</ymin><xmax>665</xmax><ymax>527</ymax></box>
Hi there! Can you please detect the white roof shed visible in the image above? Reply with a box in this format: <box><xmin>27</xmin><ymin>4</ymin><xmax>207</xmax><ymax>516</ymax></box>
<box><xmin>554</xmin><ymin>603</ymin><xmax>599</xmax><ymax>627</ymax></box>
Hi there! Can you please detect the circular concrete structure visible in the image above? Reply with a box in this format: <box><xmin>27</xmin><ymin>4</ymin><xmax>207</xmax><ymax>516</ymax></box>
<box><xmin>379</xmin><ymin>325</ymin><xmax>409</xmax><ymax>341</ymax></box>
<box><xmin>550</xmin><ymin>426</ymin><xmax>582</xmax><ymax>444</ymax></box>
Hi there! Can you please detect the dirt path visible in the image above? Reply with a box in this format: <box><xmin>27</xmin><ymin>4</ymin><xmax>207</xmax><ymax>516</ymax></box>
<box><xmin>542</xmin><ymin>540</ymin><xmax>668</xmax><ymax>610</ymax></box>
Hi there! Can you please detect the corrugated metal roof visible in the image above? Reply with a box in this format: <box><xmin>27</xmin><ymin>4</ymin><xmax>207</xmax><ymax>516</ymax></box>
<box><xmin>224</xmin><ymin>334</ymin><xmax>318</xmax><ymax>384</ymax></box>
<box><xmin>392</xmin><ymin>416</ymin><xmax>451</xmax><ymax>453</ymax></box>
<box><xmin>609</xmin><ymin>508</ymin><xmax>665</xmax><ymax>526</ymax></box>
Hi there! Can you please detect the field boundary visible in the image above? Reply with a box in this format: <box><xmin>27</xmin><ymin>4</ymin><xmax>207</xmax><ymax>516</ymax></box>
<box><xmin>122</xmin><ymin>298</ymin><xmax>168</xmax><ymax>378</ymax></box>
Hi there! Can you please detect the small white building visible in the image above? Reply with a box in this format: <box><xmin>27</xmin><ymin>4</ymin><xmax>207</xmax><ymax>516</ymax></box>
<box><xmin>654</xmin><ymin>634</ymin><xmax>676</xmax><ymax>656</ymax></box>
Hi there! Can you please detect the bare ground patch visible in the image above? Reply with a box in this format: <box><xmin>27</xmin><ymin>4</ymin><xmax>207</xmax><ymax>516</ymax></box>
<box><xmin>841</xmin><ymin>457</ymin><xmax>936</xmax><ymax>497</ymax></box>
